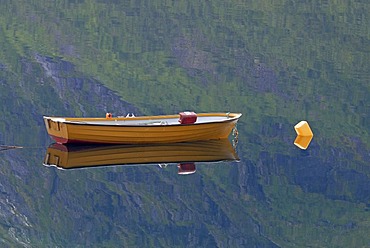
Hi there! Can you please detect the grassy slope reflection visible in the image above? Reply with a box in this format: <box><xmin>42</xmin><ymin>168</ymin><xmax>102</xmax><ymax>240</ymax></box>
<box><xmin>0</xmin><ymin>0</ymin><xmax>369</xmax><ymax>247</ymax></box>
<box><xmin>0</xmin><ymin>1</ymin><xmax>368</xmax><ymax>145</ymax></box>
<box><xmin>39</xmin><ymin>0</ymin><xmax>369</xmax><ymax>146</ymax></box>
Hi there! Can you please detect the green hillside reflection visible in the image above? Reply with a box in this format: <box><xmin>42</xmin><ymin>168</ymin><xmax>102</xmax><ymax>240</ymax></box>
<box><xmin>0</xmin><ymin>0</ymin><xmax>369</xmax><ymax>247</ymax></box>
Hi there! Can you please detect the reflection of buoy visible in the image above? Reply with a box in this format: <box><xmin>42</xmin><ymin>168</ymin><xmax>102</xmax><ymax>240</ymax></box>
<box><xmin>294</xmin><ymin>121</ymin><xmax>313</xmax><ymax>136</ymax></box>
<box><xmin>294</xmin><ymin>121</ymin><xmax>313</xmax><ymax>149</ymax></box>
<box><xmin>294</xmin><ymin>135</ymin><xmax>313</xmax><ymax>150</ymax></box>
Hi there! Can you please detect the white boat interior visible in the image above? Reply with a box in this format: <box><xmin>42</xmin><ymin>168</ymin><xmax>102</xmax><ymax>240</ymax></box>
<box><xmin>45</xmin><ymin>115</ymin><xmax>239</xmax><ymax>126</ymax></box>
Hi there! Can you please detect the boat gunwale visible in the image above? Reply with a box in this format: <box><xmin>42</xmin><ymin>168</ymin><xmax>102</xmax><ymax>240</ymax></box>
<box><xmin>43</xmin><ymin>113</ymin><xmax>242</xmax><ymax>127</ymax></box>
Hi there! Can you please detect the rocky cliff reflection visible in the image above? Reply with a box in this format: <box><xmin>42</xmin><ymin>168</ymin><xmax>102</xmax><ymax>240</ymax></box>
<box><xmin>35</xmin><ymin>54</ymin><xmax>139</xmax><ymax>117</ymax></box>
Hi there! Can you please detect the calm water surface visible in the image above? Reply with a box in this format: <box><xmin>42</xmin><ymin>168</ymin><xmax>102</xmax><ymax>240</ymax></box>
<box><xmin>0</xmin><ymin>1</ymin><xmax>369</xmax><ymax>247</ymax></box>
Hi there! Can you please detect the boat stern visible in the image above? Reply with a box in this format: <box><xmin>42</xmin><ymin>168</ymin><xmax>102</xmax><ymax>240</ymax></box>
<box><xmin>43</xmin><ymin>117</ymin><xmax>69</xmax><ymax>144</ymax></box>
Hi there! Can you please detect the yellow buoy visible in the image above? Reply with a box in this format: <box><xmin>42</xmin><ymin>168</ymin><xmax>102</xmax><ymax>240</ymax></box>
<box><xmin>294</xmin><ymin>121</ymin><xmax>313</xmax><ymax>136</ymax></box>
<box><xmin>294</xmin><ymin>121</ymin><xmax>313</xmax><ymax>149</ymax></box>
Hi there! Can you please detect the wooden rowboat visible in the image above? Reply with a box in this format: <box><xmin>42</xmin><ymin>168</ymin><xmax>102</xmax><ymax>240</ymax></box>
<box><xmin>43</xmin><ymin>139</ymin><xmax>239</xmax><ymax>171</ymax></box>
<box><xmin>43</xmin><ymin>112</ymin><xmax>242</xmax><ymax>144</ymax></box>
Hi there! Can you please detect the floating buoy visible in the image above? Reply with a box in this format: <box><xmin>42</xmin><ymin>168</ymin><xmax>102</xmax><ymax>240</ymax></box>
<box><xmin>106</xmin><ymin>113</ymin><xmax>113</xmax><ymax>119</ymax></box>
<box><xmin>294</xmin><ymin>121</ymin><xmax>313</xmax><ymax>136</ymax></box>
<box><xmin>294</xmin><ymin>121</ymin><xmax>313</xmax><ymax>150</ymax></box>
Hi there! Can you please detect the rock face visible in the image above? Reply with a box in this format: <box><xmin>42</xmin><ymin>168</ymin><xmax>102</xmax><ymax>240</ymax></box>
<box><xmin>172</xmin><ymin>36</ymin><xmax>215</xmax><ymax>73</ymax></box>
<box><xmin>171</xmin><ymin>33</ymin><xmax>283</xmax><ymax>98</ymax></box>
<box><xmin>35</xmin><ymin>54</ymin><xmax>139</xmax><ymax>117</ymax></box>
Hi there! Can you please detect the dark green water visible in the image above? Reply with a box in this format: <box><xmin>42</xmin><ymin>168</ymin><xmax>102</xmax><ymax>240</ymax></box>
<box><xmin>0</xmin><ymin>1</ymin><xmax>369</xmax><ymax>247</ymax></box>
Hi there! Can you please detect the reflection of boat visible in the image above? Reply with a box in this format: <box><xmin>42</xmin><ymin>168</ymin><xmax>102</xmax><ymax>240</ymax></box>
<box><xmin>43</xmin><ymin>139</ymin><xmax>239</xmax><ymax>171</ymax></box>
<box><xmin>43</xmin><ymin>112</ymin><xmax>241</xmax><ymax>144</ymax></box>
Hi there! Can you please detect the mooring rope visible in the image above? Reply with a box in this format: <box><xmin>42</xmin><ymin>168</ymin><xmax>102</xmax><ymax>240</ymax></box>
<box><xmin>0</xmin><ymin>145</ymin><xmax>24</xmax><ymax>152</ymax></box>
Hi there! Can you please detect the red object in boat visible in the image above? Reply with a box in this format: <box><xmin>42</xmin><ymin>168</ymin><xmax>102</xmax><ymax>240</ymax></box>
<box><xmin>179</xmin><ymin>112</ymin><xmax>197</xmax><ymax>124</ymax></box>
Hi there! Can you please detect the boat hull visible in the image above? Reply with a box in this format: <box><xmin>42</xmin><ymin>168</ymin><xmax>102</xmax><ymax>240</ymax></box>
<box><xmin>44</xmin><ymin>113</ymin><xmax>241</xmax><ymax>144</ymax></box>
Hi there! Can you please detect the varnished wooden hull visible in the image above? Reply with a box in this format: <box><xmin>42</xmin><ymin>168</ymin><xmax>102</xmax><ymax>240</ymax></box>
<box><xmin>43</xmin><ymin>139</ymin><xmax>239</xmax><ymax>170</ymax></box>
<box><xmin>43</xmin><ymin>113</ymin><xmax>241</xmax><ymax>144</ymax></box>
